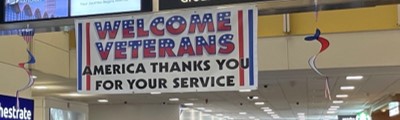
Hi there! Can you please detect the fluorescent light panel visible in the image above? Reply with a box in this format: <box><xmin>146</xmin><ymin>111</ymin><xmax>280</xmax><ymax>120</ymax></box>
<box><xmin>336</xmin><ymin>94</ymin><xmax>349</xmax><ymax>98</ymax></box>
<box><xmin>255</xmin><ymin>102</ymin><xmax>265</xmax><ymax>105</ymax></box>
<box><xmin>340</xmin><ymin>86</ymin><xmax>355</xmax><ymax>90</ymax></box>
<box><xmin>98</xmin><ymin>99</ymin><xmax>108</xmax><ymax>103</ymax></box>
<box><xmin>333</xmin><ymin>100</ymin><xmax>344</xmax><ymax>104</ymax></box>
<box><xmin>33</xmin><ymin>86</ymin><xmax>48</xmax><ymax>90</ymax></box>
<box><xmin>346</xmin><ymin>75</ymin><xmax>363</xmax><ymax>80</ymax></box>
<box><xmin>169</xmin><ymin>98</ymin><xmax>179</xmax><ymax>101</ymax></box>
<box><xmin>184</xmin><ymin>103</ymin><xmax>194</xmax><ymax>106</ymax></box>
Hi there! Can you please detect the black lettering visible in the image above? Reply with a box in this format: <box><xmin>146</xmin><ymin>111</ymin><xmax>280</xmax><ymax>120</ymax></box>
<box><xmin>136</xmin><ymin>79</ymin><xmax>147</xmax><ymax>89</ymax></box>
<box><xmin>170</xmin><ymin>62</ymin><xmax>181</xmax><ymax>72</ymax></box>
<box><xmin>148</xmin><ymin>79</ymin><xmax>157</xmax><ymax>89</ymax></box>
<box><xmin>241</xmin><ymin>58</ymin><xmax>249</xmax><ymax>69</ymax></box>
<box><xmin>199</xmin><ymin>77</ymin><xmax>209</xmax><ymax>87</ymax></box>
<box><xmin>216</xmin><ymin>59</ymin><xmax>226</xmax><ymax>70</ymax></box>
<box><xmin>127</xmin><ymin>79</ymin><xmax>135</xmax><ymax>89</ymax></box>
<box><xmin>116</xmin><ymin>80</ymin><xmax>123</xmax><ymax>90</ymax></box>
<box><xmin>182</xmin><ymin>61</ymin><xmax>192</xmax><ymax>72</ymax></box>
<box><xmin>226</xmin><ymin>59</ymin><xmax>239</xmax><ymax>70</ymax></box>
<box><xmin>127</xmin><ymin>64</ymin><xmax>135</xmax><ymax>73</ymax></box>
<box><xmin>96</xmin><ymin>81</ymin><xmax>102</xmax><ymax>90</ymax></box>
<box><xmin>216</xmin><ymin>76</ymin><xmax>225</xmax><ymax>87</ymax></box>
<box><xmin>227</xmin><ymin>76</ymin><xmax>235</xmax><ymax>86</ymax></box>
<box><xmin>150</xmin><ymin>62</ymin><xmax>158</xmax><ymax>73</ymax></box>
<box><xmin>159</xmin><ymin>78</ymin><xmax>167</xmax><ymax>89</ymax></box>
<box><xmin>82</xmin><ymin>66</ymin><xmax>92</xmax><ymax>75</ymax></box>
<box><xmin>103</xmin><ymin>80</ymin><xmax>114</xmax><ymax>90</ymax></box>
<box><xmin>190</xmin><ymin>77</ymin><xmax>199</xmax><ymax>88</ymax></box>
<box><xmin>173</xmin><ymin>78</ymin><xmax>180</xmax><ymax>88</ymax></box>
<box><xmin>159</xmin><ymin>62</ymin><xmax>169</xmax><ymax>72</ymax></box>
<box><xmin>105</xmin><ymin>65</ymin><xmax>112</xmax><ymax>74</ymax></box>
<box><xmin>137</xmin><ymin>63</ymin><xmax>146</xmax><ymax>73</ymax></box>
<box><xmin>93</xmin><ymin>65</ymin><xmax>104</xmax><ymax>75</ymax></box>
<box><xmin>113</xmin><ymin>64</ymin><xmax>121</xmax><ymax>74</ymax></box>
<box><xmin>181</xmin><ymin>78</ymin><xmax>189</xmax><ymax>88</ymax></box>
<box><xmin>203</xmin><ymin>60</ymin><xmax>210</xmax><ymax>71</ymax></box>
<box><xmin>194</xmin><ymin>61</ymin><xmax>203</xmax><ymax>71</ymax></box>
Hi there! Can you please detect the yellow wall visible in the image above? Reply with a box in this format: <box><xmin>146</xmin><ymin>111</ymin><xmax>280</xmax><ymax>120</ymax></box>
<box><xmin>259</xmin><ymin>5</ymin><xmax>399</xmax><ymax>37</ymax></box>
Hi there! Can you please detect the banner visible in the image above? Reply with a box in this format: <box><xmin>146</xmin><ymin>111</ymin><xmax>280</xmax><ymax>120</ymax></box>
<box><xmin>0</xmin><ymin>94</ymin><xmax>34</xmax><ymax>120</ymax></box>
<box><xmin>75</xmin><ymin>6</ymin><xmax>258</xmax><ymax>94</ymax></box>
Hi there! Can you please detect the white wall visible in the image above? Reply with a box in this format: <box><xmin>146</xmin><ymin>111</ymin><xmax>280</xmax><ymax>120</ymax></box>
<box><xmin>90</xmin><ymin>104</ymin><xmax>179</xmax><ymax>120</ymax></box>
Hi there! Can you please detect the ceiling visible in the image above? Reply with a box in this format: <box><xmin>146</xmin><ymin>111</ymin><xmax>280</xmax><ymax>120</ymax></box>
<box><xmin>32</xmin><ymin>66</ymin><xmax>400</xmax><ymax>120</ymax></box>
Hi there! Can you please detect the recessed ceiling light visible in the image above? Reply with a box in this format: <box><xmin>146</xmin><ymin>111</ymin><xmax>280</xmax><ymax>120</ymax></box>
<box><xmin>239</xmin><ymin>112</ymin><xmax>247</xmax><ymax>115</ymax></box>
<box><xmin>183</xmin><ymin>103</ymin><xmax>194</xmax><ymax>106</ymax></box>
<box><xmin>346</xmin><ymin>75</ymin><xmax>363</xmax><ymax>80</ymax></box>
<box><xmin>333</xmin><ymin>100</ymin><xmax>344</xmax><ymax>104</ymax></box>
<box><xmin>261</xmin><ymin>107</ymin><xmax>270</xmax><ymax>110</ymax></box>
<box><xmin>336</xmin><ymin>94</ymin><xmax>349</xmax><ymax>98</ymax></box>
<box><xmin>216</xmin><ymin>114</ymin><xmax>223</xmax><ymax>116</ymax></box>
<box><xmin>255</xmin><ymin>102</ymin><xmax>265</xmax><ymax>105</ymax></box>
<box><xmin>340</xmin><ymin>86</ymin><xmax>355</xmax><ymax>90</ymax></box>
<box><xmin>267</xmin><ymin>111</ymin><xmax>275</xmax><ymax>114</ymax></box>
<box><xmin>98</xmin><ymin>99</ymin><xmax>108</xmax><ymax>103</ymax></box>
<box><xmin>169</xmin><ymin>98</ymin><xmax>179</xmax><ymax>101</ymax></box>
<box><xmin>197</xmin><ymin>107</ymin><xmax>205</xmax><ymax>110</ymax></box>
<box><xmin>68</xmin><ymin>93</ymin><xmax>82</xmax><ymax>97</ymax></box>
<box><xmin>239</xmin><ymin>89</ymin><xmax>252</xmax><ymax>92</ymax></box>
<box><xmin>33</xmin><ymin>86</ymin><xmax>48</xmax><ymax>90</ymax></box>
<box><xmin>327</xmin><ymin>111</ymin><xmax>336</xmax><ymax>114</ymax></box>
<box><xmin>204</xmin><ymin>109</ymin><xmax>212</xmax><ymax>112</ymax></box>
<box><xmin>248</xmin><ymin>96</ymin><xmax>259</xmax><ymax>100</ymax></box>
<box><xmin>249</xmin><ymin>116</ymin><xmax>255</xmax><ymax>119</ymax></box>
<box><xmin>328</xmin><ymin>108</ymin><xmax>338</xmax><ymax>111</ymax></box>
<box><xmin>330</xmin><ymin>106</ymin><xmax>340</xmax><ymax>109</ymax></box>
<box><xmin>150</xmin><ymin>92</ymin><xmax>162</xmax><ymax>95</ymax></box>
<box><xmin>264</xmin><ymin>109</ymin><xmax>272</xmax><ymax>112</ymax></box>
<box><xmin>31</xmin><ymin>75</ymin><xmax>37</xmax><ymax>79</ymax></box>
<box><xmin>297</xmin><ymin>113</ymin><xmax>305</xmax><ymax>116</ymax></box>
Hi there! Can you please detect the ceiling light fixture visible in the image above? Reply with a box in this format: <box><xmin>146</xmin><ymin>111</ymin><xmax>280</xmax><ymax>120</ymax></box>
<box><xmin>263</xmin><ymin>109</ymin><xmax>272</xmax><ymax>112</ymax></box>
<box><xmin>297</xmin><ymin>113</ymin><xmax>305</xmax><ymax>116</ymax></box>
<box><xmin>346</xmin><ymin>75</ymin><xmax>363</xmax><ymax>80</ymax></box>
<box><xmin>150</xmin><ymin>92</ymin><xmax>162</xmax><ymax>95</ymax></box>
<box><xmin>197</xmin><ymin>107</ymin><xmax>205</xmax><ymax>110</ymax></box>
<box><xmin>216</xmin><ymin>114</ymin><xmax>223</xmax><ymax>116</ymax></box>
<box><xmin>267</xmin><ymin>111</ymin><xmax>275</xmax><ymax>114</ymax></box>
<box><xmin>261</xmin><ymin>107</ymin><xmax>270</xmax><ymax>110</ymax></box>
<box><xmin>333</xmin><ymin>100</ymin><xmax>344</xmax><ymax>104</ymax></box>
<box><xmin>239</xmin><ymin>112</ymin><xmax>247</xmax><ymax>115</ymax></box>
<box><xmin>169</xmin><ymin>98</ymin><xmax>179</xmax><ymax>101</ymax></box>
<box><xmin>255</xmin><ymin>102</ymin><xmax>265</xmax><ymax>105</ymax></box>
<box><xmin>97</xmin><ymin>99</ymin><xmax>108</xmax><ymax>103</ymax></box>
<box><xmin>31</xmin><ymin>75</ymin><xmax>38</xmax><ymax>79</ymax></box>
<box><xmin>336</xmin><ymin>94</ymin><xmax>349</xmax><ymax>98</ymax></box>
<box><xmin>248</xmin><ymin>116</ymin><xmax>255</xmax><ymax>119</ymax></box>
<box><xmin>239</xmin><ymin>89</ymin><xmax>252</xmax><ymax>92</ymax></box>
<box><xmin>33</xmin><ymin>86</ymin><xmax>48</xmax><ymax>90</ymax></box>
<box><xmin>204</xmin><ymin>109</ymin><xmax>212</xmax><ymax>112</ymax></box>
<box><xmin>327</xmin><ymin>111</ymin><xmax>336</xmax><ymax>114</ymax></box>
<box><xmin>330</xmin><ymin>106</ymin><xmax>340</xmax><ymax>109</ymax></box>
<box><xmin>340</xmin><ymin>86</ymin><xmax>355</xmax><ymax>90</ymax></box>
<box><xmin>183</xmin><ymin>103</ymin><xmax>194</xmax><ymax>106</ymax></box>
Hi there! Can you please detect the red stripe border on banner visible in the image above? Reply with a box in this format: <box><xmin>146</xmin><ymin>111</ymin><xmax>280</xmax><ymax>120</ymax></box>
<box><xmin>238</xmin><ymin>10</ymin><xmax>245</xmax><ymax>86</ymax></box>
<box><xmin>86</xmin><ymin>22</ymin><xmax>91</xmax><ymax>91</ymax></box>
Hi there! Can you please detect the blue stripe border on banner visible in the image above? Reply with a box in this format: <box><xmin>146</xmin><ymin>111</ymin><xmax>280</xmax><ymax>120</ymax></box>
<box><xmin>248</xmin><ymin>9</ymin><xmax>254</xmax><ymax>86</ymax></box>
<box><xmin>78</xmin><ymin>23</ymin><xmax>83</xmax><ymax>91</ymax></box>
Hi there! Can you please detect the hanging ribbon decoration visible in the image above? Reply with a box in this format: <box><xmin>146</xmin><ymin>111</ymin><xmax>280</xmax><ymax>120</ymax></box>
<box><xmin>305</xmin><ymin>0</ymin><xmax>332</xmax><ymax>100</ymax></box>
<box><xmin>16</xmin><ymin>27</ymin><xmax>36</xmax><ymax>109</ymax></box>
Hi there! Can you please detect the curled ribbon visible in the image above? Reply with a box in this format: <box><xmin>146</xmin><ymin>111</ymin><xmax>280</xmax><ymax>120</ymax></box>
<box><xmin>16</xmin><ymin>28</ymin><xmax>36</xmax><ymax>109</ymax></box>
<box><xmin>305</xmin><ymin>28</ymin><xmax>331</xmax><ymax>100</ymax></box>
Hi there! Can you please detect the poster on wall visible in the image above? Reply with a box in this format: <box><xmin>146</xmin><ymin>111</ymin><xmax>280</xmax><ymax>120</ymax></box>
<box><xmin>0</xmin><ymin>94</ymin><xmax>34</xmax><ymax>120</ymax></box>
<box><xmin>70</xmin><ymin>0</ymin><xmax>142</xmax><ymax>16</ymax></box>
<box><xmin>4</xmin><ymin>0</ymin><xmax>69</xmax><ymax>22</ymax></box>
<box><xmin>75</xmin><ymin>5</ymin><xmax>258</xmax><ymax>94</ymax></box>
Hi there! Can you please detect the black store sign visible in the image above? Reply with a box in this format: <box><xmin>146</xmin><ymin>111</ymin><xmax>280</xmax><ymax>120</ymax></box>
<box><xmin>338</xmin><ymin>115</ymin><xmax>356</xmax><ymax>120</ymax></box>
<box><xmin>159</xmin><ymin>0</ymin><xmax>265</xmax><ymax>10</ymax></box>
